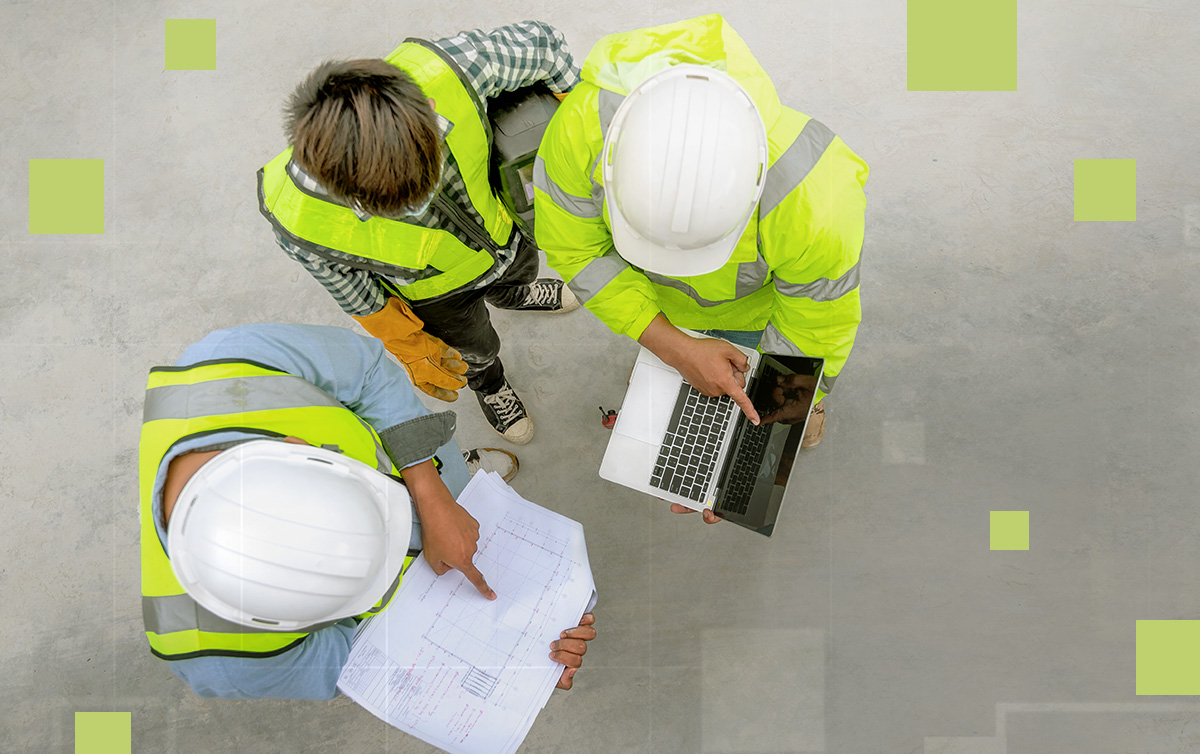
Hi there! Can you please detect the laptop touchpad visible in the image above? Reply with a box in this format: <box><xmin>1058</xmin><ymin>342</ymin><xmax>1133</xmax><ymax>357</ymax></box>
<box><xmin>613</xmin><ymin>363</ymin><xmax>680</xmax><ymax>444</ymax></box>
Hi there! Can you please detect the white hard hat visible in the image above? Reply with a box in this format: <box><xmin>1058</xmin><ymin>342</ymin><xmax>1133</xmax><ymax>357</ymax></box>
<box><xmin>167</xmin><ymin>440</ymin><xmax>413</xmax><ymax>631</ymax></box>
<box><xmin>603</xmin><ymin>64</ymin><xmax>769</xmax><ymax>277</ymax></box>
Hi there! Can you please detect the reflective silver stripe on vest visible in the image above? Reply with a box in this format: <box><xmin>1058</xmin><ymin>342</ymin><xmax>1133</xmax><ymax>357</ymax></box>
<box><xmin>759</xmin><ymin>324</ymin><xmax>839</xmax><ymax>395</ymax></box>
<box><xmin>759</xmin><ymin>118</ymin><xmax>837</xmax><ymax>217</ymax></box>
<box><xmin>774</xmin><ymin>260</ymin><xmax>860</xmax><ymax>303</ymax></box>
<box><xmin>588</xmin><ymin>152</ymin><xmax>606</xmax><ymax>215</ymax></box>
<box><xmin>597</xmin><ymin>89</ymin><xmax>625</xmax><ymax>142</ymax></box>
<box><xmin>143</xmin><ymin>593</ymin><xmax>341</xmax><ymax>636</ymax></box>
<box><xmin>643</xmin><ymin>252</ymin><xmax>772</xmax><ymax>308</ymax></box>
<box><xmin>567</xmin><ymin>253</ymin><xmax>630</xmax><ymax>304</ymax></box>
<box><xmin>144</xmin><ymin>374</ymin><xmax>343</xmax><ymax>423</ymax></box>
<box><xmin>533</xmin><ymin>156</ymin><xmax>600</xmax><ymax>219</ymax></box>
<box><xmin>145</xmin><ymin>373</ymin><xmax>391</xmax><ymax>473</ymax></box>
<box><xmin>736</xmin><ymin>251</ymin><xmax>771</xmax><ymax>298</ymax></box>
<box><xmin>759</xmin><ymin>322</ymin><xmax>807</xmax><ymax>358</ymax></box>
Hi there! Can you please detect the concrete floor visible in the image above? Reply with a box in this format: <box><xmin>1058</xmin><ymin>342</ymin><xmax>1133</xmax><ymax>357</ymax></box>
<box><xmin>2</xmin><ymin>1</ymin><xmax>1199</xmax><ymax>752</ymax></box>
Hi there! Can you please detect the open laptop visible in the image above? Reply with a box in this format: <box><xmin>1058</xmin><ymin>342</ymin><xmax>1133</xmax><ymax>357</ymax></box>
<box><xmin>599</xmin><ymin>334</ymin><xmax>824</xmax><ymax>536</ymax></box>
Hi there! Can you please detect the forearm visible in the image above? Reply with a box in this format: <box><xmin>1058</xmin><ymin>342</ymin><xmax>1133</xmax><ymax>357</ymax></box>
<box><xmin>400</xmin><ymin>458</ymin><xmax>452</xmax><ymax>516</ymax></box>
<box><xmin>636</xmin><ymin>314</ymin><xmax>690</xmax><ymax>366</ymax></box>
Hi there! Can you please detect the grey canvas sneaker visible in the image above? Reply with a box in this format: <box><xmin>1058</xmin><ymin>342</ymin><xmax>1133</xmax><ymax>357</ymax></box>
<box><xmin>462</xmin><ymin>448</ymin><xmax>519</xmax><ymax>482</ymax></box>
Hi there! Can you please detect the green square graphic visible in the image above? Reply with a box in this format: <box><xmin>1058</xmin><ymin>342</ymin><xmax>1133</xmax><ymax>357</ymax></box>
<box><xmin>75</xmin><ymin>712</ymin><xmax>131</xmax><ymax>754</ymax></box>
<box><xmin>28</xmin><ymin>159</ymin><xmax>104</xmax><ymax>234</ymax></box>
<box><xmin>908</xmin><ymin>0</ymin><xmax>1018</xmax><ymax>91</ymax></box>
<box><xmin>990</xmin><ymin>511</ymin><xmax>1028</xmax><ymax>550</ymax></box>
<box><xmin>1074</xmin><ymin>159</ymin><xmax>1137</xmax><ymax>221</ymax></box>
<box><xmin>1137</xmin><ymin>621</ymin><xmax>1200</xmax><ymax>695</ymax></box>
<box><xmin>165</xmin><ymin>19</ymin><xmax>216</xmax><ymax>70</ymax></box>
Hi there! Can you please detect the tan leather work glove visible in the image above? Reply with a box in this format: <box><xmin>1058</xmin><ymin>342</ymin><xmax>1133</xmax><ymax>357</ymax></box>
<box><xmin>352</xmin><ymin>297</ymin><xmax>469</xmax><ymax>402</ymax></box>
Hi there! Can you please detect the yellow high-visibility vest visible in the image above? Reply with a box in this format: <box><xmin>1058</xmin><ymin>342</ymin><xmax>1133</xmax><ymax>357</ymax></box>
<box><xmin>258</xmin><ymin>40</ymin><xmax>513</xmax><ymax>302</ymax></box>
<box><xmin>139</xmin><ymin>359</ymin><xmax>411</xmax><ymax>660</ymax></box>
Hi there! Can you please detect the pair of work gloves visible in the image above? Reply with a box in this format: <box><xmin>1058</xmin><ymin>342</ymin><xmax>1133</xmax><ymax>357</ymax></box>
<box><xmin>353</xmin><ymin>297</ymin><xmax>468</xmax><ymax>401</ymax></box>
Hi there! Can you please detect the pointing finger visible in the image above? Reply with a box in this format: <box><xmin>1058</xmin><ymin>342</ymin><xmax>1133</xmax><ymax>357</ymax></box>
<box><xmin>459</xmin><ymin>562</ymin><xmax>496</xmax><ymax>600</ymax></box>
<box><xmin>726</xmin><ymin>382</ymin><xmax>760</xmax><ymax>425</ymax></box>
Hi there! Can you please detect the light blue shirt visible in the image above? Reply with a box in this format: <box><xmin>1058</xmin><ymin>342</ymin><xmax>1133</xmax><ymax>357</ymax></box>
<box><xmin>152</xmin><ymin>323</ymin><xmax>469</xmax><ymax>700</ymax></box>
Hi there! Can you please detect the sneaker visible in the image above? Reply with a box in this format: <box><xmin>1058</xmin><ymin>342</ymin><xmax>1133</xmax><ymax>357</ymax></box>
<box><xmin>801</xmin><ymin>400</ymin><xmax>825</xmax><ymax>449</ymax></box>
<box><xmin>510</xmin><ymin>279</ymin><xmax>580</xmax><ymax>313</ymax></box>
<box><xmin>475</xmin><ymin>379</ymin><xmax>535</xmax><ymax>444</ymax></box>
<box><xmin>462</xmin><ymin>448</ymin><xmax>519</xmax><ymax>482</ymax></box>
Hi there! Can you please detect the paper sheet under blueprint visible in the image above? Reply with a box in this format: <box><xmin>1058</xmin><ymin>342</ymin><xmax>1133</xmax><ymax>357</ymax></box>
<box><xmin>337</xmin><ymin>471</ymin><xmax>596</xmax><ymax>754</ymax></box>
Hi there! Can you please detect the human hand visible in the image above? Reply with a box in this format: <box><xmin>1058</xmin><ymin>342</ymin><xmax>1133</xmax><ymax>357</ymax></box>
<box><xmin>402</xmin><ymin>461</ymin><xmax>496</xmax><ymax>599</ymax></box>
<box><xmin>551</xmin><ymin>613</ymin><xmax>596</xmax><ymax>689</ymax></box>
<box><xmin>668</xmin><ymin>503</ymin><xmax>722</xmax><ymax>524</ymax></box>
<box><xmin>671</xmin><ymin>337</ymin><xmax>760</xmax><ymax>425</ymax></box>
<box><xmin>760</xmin><ymin>373</ymin><xmax>817</xmax><ymax>426</ymax></box>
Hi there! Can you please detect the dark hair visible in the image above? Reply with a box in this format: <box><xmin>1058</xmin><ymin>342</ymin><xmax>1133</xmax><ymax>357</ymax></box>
<box><xmin>285</xmin><ymin>59</ymin><xmax>442</xmax><ymax>216</ymax></box>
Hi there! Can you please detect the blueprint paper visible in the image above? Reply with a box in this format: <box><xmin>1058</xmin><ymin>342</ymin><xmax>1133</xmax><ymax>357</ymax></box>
<box><xmin>337</xmin><ymin>472</ymin><xmax>596</xmax><ymax>754</ymax></box>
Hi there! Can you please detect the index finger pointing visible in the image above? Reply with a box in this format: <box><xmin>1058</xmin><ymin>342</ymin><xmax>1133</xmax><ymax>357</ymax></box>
<box><xmin>726</xmin><ymin>382</ymin><xmax>760</xmax><ymax>425</ymax></box>
<box><xmin>459</xmin><ymin>562</ymin><xmax>497</xmax><ymax>600</ymax></box>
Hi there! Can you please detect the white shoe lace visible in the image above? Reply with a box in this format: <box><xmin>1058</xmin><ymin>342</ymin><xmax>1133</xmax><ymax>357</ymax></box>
<box><xmin>522</xmin><ymin>281</ymin><xmax>561</xmax><ymax>309</ymax></box>
<box><xmin>483</xmin><ymin>385</ymin><xmax>525</xmax><ymax>426</ymax></box>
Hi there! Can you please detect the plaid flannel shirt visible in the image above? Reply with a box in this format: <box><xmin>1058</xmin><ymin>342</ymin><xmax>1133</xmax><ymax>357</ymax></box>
<box><xmin>275</xmin><ymin>21</ymin><xmax>580</xmax><ymax>316</ymax></box>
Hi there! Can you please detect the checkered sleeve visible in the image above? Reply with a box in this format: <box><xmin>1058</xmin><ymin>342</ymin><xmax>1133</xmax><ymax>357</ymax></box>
<box><xmin>274</xmin><ymin>232</ymin><xmax>388</xmax><ymax>317</ymax></box>
<box><xmin>432</xmin><ymin>21</ymin><xmax>581</xmax><ymax>102</ymax></box>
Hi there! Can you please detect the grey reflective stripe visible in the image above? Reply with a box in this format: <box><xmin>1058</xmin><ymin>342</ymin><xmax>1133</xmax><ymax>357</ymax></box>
<box><xmin>588</xmin><ymin>152</ymin><xmax>606</xmax><ymax>215</ymax></box>
<box><xmin>143</xmin><ymin>593</ymin><xmax>341</xmax><ymax>636</ymax></box>
<box><xmin>533</xmin><ymin>156</ymin><xmax>600</xmax><ymax>219</ymax></box>
<box><xmin>643</xmin><ymin>254</ymin><xmax>770</xmax><ymax>308</ymax></box>
<box><xmin>759</xmin><ymin>118</ymin><xmax>837</xmax><ymax>217</ymax></box>
<box><xmin>351</xmin><ymin>413</ymin><xmax>392</xmax><ymax>473</ymax></box>
<box><xmin>736</xmin><ymin>251</ymin><xmax>771</xmax><ymax>298</ymax></box>
<box><xmin>774</xmin><ymin>260</ymin><xmax>860</xmax><ymax>303</ymax></box>
<box><xmin>362</xmin><ymin>572</ymin><xmax>403</xmax><ymax>616</ymax></box>
<box><xmin>820</xmin><ymin>372</ymin><xmax>837</xmax><ymax>394</ymax></box>
<box><xmin>597</xmin><ymin>89</ymin><xmax>625</xmax><ymax>141</ymax></box>
<box><xmin>643</xmin><ymin>271</ymin><xmax>734</xmax><ymax>307</ymax></box>
<box><xmin>759</xmin><ymin>322</ymin><xmax>808</xmax><ymax>358</ymax></box>
<box><xmin>567</xmin><ymin>254</ymin><xmax>629</xmax><ymax>303</ymax></box>
<box><xmin>144</xmin><ymin>374</ymin><xmax>343</xmax><ymax>423</ymax></box>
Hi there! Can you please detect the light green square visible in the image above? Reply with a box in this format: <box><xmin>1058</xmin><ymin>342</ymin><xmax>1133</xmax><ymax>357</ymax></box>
<box><xmin>990</xmin><ymin>511</ymin><xmax>1028</xmax><ymax>550</ymax></box>
<box><xmin>165</xmin><ymin>19</ymin><xmax>216</xmax><ymax>70</ymax></box>
<box><xmin>1074</xmin><ymin>159</ymin><xmax>1137</xmax><ymax>221</ymax></box>
<box><xmin>1137</xmin><ymin>621</ymin><xmax>1200</xmax><ymax>695</ymax></box>
<box><xmin>75</xmin><ymin>712</ymin><xmax>131</xmax><ymax>754</ymax></box>
<box><xmin>908</xmin><ymin>0</ymin><xmax>1018</xmax><ymax>91</ymax></box>
<box><xmin>28</xmin><ymin>159</ymin><xmax>104</xmax><ymax>234</ymax></box>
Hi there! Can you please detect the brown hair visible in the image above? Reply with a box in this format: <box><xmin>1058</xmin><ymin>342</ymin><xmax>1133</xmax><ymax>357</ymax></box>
<box><xmin>285</xmin><ymin>59</ymin><xmax>442</xmax><ymax>217</ymax></box>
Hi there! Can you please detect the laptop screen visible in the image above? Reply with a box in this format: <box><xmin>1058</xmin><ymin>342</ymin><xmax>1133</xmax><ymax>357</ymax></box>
<box><xmin>750</xmin><ymin>354</ymin><xmax>822</xmax><ymax>424</ymax></box>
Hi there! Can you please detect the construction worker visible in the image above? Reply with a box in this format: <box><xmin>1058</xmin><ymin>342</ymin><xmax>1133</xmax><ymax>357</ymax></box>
<box><xmin>533</xmin><ymin>15</ymin><xmax>867</xmax><ymax>522</ymax></box>
<box><xmin>258</xmin><ymin>22</ymin><xmax>583</xmax><ymax>446</ymax></box>
<box><xmin>139</xmin><ymin>323</ymin><xmax>595</xmax><ymax>699</ymax></box>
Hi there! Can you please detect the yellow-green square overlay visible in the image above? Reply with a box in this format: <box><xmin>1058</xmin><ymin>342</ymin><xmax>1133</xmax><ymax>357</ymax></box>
<box><xmin>908</xmin><ymin>0</ymin><xmax>1017</xmax><ymax>91</ymax></box>
<box><xmin>28</xmin><ymin>159</ymin><xmax>104</xmax><ymax>234</ymax></box>
<box><xmin>165</xmin><ymin>19</ymin><xmax>216</xmax><ymax>70</ymax></box>
<box><xmin>990</xmin><ymin>511</ymin><xmax>1028</xmax><ymax>550</ymax></box>
<box><xmin>1137</xmin><ymin>621</ymin><xmax>1200</xmax><ymax>695</ymax></box>
<box><xmin>1074</xmin><ymin>159</ymin><xmax>1137</xmax><ymax>221</ymax></box>
<box><xmin>75</xmin><ymin>712</ymin><xmax>131</xmax><ymax>754</ymax></box>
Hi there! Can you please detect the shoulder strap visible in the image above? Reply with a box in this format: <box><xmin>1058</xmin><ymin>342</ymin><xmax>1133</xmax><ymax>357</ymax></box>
<box><xmin>401</xmin><ymin>38</ymin><xmax>494</xmax><ymax>155</ymax></box>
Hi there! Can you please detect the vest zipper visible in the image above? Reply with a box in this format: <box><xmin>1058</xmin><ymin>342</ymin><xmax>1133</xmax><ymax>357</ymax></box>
<box><xmin>431</xmin><ymin>193</ymin><xmax>500</xmax><ymax>254</ymax></box>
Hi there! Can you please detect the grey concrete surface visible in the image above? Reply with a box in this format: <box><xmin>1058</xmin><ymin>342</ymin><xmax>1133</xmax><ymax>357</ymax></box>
<box><xmin>2</xmin><ymin>1</ymin><xmax>1199</xmax><ymax>752</ymax></box>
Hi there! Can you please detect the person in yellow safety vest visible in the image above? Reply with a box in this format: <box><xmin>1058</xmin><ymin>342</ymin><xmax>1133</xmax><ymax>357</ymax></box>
<box><xmin>140</xmin><ymin>323</ymin><xmax>595</xmax><ymax>699</ymax></box>
<box><xmin>258</xmin><ymin>23</ymin><xmax>584</xmax><ymax>446</ymax></box>
<box><xmin>534</xmin><ymin>15</ymin><xmax>868</xmax><ymax>522</ymax></box>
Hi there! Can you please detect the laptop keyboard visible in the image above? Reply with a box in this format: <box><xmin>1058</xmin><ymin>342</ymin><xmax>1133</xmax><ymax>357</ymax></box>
<box><xmin>717</xmin><ymin>422</ymin><xmax>772</xmax><ymax>515</ymax></box>
<box><xmin>650</xmin><ymin>386</ymin><xmax>735</xmax><ymax>503</ymax></box>
<box><xmin>717</xmin><ymin>365</ymin><xmax>781</xmax><ymax>516</ymax></box>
